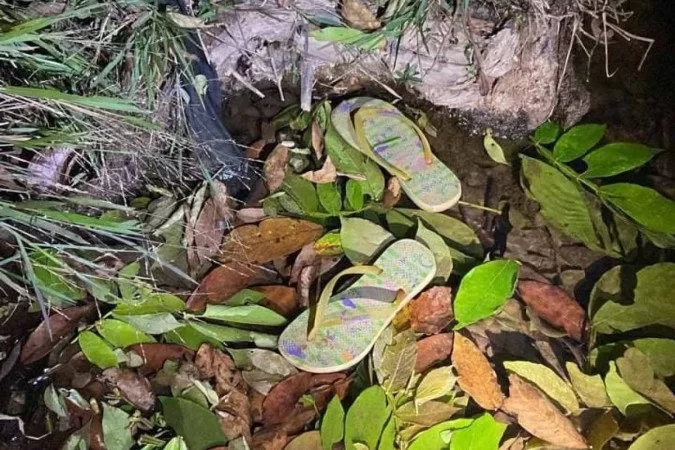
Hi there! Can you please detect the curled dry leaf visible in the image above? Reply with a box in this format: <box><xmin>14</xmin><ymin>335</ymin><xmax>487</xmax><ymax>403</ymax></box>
<box><xmin>340</xmin><ymin>0</ymin><xmax>380</xmax><ymax>31</ymax></box>
<box><xmin>194</xmin><ymin>198</ymin><xmax>227</xmax><ymax>265</ymax></box>
<box><xmin>26</xmin><ymin>146</ymin><xmax>74</xmax><ymax>190</ymax></box>
<box><xmin>297</xmin><ymin>265</ymin><xmax>318</xmax><ymax>308</ymax></box>
<box><xmin>237</xmin><ymin>208</ymin><xmax>267</xmax><ymax>224</ymax></box>
<box><xmin>195</xmin><ymin>344</ymin><xmax>247</xmax><ymax>394</ymax></box>
<box><xmin>264</xmin><ymin>144</ymin><xmax>290</xmax><ymax>192</ymax></box>
<box><xmin>502</xmin><ymin>374</ymin><xmax>587</xmax><ymax>449</ymax></box>
<box><xmin>210</xmin><ymin>179</ymin><xmax>236</xmax><ymax>223</ymax></box>
<box><xmin>290</xmin><ymin>243</ymin><xmax>318</xmax><ymax>284</ymax></box>
<box><xmin>20</xmin><ymin>304</ymin><xmax>95</xmax><ymax>365</ymax></box>
<box><xmin>451</xmin><ymin>333</ymin><xmax>505</xmax><ymax>410</ymax></box>
<box><xmin>253</xmin><ymin>285</ymin><xmax>299</xmax><ymax>317</ymax></box>
<box><xmin>410</xmin><ymin>287</ymin><xmax>454</xmax><ymax>335</ymax></box>
<box><xmin>219</xmin><ymin>218</ymin><xmax>324</xmax><ymax>265</ymax></box>
<box><xmin>301</xmin><ymin>156</ymin><xmax>337</xmax><ymax>184</ymax></box>
<box><xmin>100</xmin><ymin>368</ymin><xmax>156</xmax><ymax>411</ymax></box>
<box><xmin>415</xmin><ymin>333</ymin><xmax>454</xmax><ymax>373</ymax></box>
<box><xmin>186</xmin><ymin>261</ymin><xmax>261</xmax><ymax>312</ymax></box>
<box><xmin>311</xmin><ymin>120</ymin><xmax>324</xmax><ymax>159</ymax></box>
<box><xmin>383</xmin><ymin>176</ymin><xmax>402</xmax><ymax>208</ymax></box>
<box><xmin>517</xmin><ymin>280</ymin><xmax>586</xmax><ymax>341</ymax></box>
<box><xmin>127</xmin><ymin>343</ymin><xmax>193</xmax><ymax>374</ymax></box>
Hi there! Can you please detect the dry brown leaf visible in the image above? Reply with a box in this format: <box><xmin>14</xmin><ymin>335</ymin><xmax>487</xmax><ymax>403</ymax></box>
<box><xmin>451</xmin><ymin>332</ymin><xmax>505</xmax><ymax>410</ymax></box>
<box><xmin>297</xmin><ymin>265</ymin><xmax>318</xmax><ymax>308</ymax></box>
<box><xmin>517</xmin><ymin>280</ymin><xmax>586</xmax><ymax>341</ymax></box>
<box><xmin>340</xmin><ymin>0</ymin><xmax>380</xmax><ymax>31</ymax></box>
<box><xmin>301</xmin><ymin>156</ymin><xmax>337</xmax><ymax>184</ymax></box>
<box><xmin>251</xmin><ymin>428</ymin><xmax>290</xmax><ymax>450</ymax></box>
<box><xmin>249</xmin><ymin>389</ymin><xmax>266</xmax><ymax>423</ymax></box>
<box><xmin>311</xmin><ymin>121</ymin><xmax>324</xmax><ymax>159</ymax></box>
<box><xmin>383</xmin><ymin>176</ymin><xmax>402</xmax><ymax>208</ymax></box>
<box><xmin>284</xmin><ymin>431</ymin><xmax>322</xmax><ymax>450</ymax></box>
<box><xmin>126</xmin><ymin>343</ymin><xmax>193</xmax><ymax>374</ymax></box>
<box><xmin>237</xmin><ymin>208</ymin><xmax>267</xmax><ymax>224</ymax></box>
<box><xmin>502</xmin><ymin>374</ymin><xmax>587</xmax><ymax>449</ymax></box>
<box><xmin>253</xmin><ymin>285</ymin><xmax>299</xmax><ymax>317</ymax></box>
<box><xmin>290</xmin><ymin>243</ymin><xmax>319</xmax><ymax>283</ymax></box>
<box><xmin>100</xmin><ymin>368</ymin><xmax>155</xmax><ymax>411</ymax></box>
<box><xmin>410</xmin><ymin>287</ymin><xmax>454</xmax><ymax>335</ymax></box>
<box><xmin>264</xmin><ymin>144</ymin><xmax>290</xmax><ymax>191</ymax></box>
<box><xmin>194</xmin><ymin>198</ymin><xmax>227</xmax><ymax>265</ymax></box>
<box><xmin>246</xmin><ymin>139</ymin><xmax>267</xmax><ymax>159</ymax></box>
<box><xmin>219</xmin><ymin>218</ymin><xmax>324</xmax><ymax>265</ymax></box>
<box><xmin>415</xmin><ymin>333</ymin><xmax>454</xmax><ymax>373</ymax></box>
<box><xmin>20</xmin><ymin>304</ymin><xmax>95</xmax><ymax>365</ymax></box>
<box><xmin>25</xmin><ymin>146</ymin><xmax>74</xmax><ymax>190</ymax></box>
<box><xmin>210</xmin><ymin>180</ymin><xmax>236</xmax><ymax>223</ymax></box>
<box><xmin>186</xmin><ymin>261</ymin><xmax>261</xmax><ymax>312</ymax></box>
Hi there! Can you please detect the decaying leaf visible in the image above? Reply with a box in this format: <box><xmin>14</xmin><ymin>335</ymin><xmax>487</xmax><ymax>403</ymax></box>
<box><xmin>236</xmin><ymin>208</ymin><xmax>266</xmax><ymax>224</ymax></box>
<box><xmin>502</xmin><ymin>374</ymin><xmax>587</xmax><ymax>449</ymax></box>
<box><xmin>587</xmin><ymin>409</ymin><xmax>618</xmax><ymax>450</ymax></box>
<box><xmin>290</xmin><ymin>243</ymin><xmax>318</xmax><ymax>283</ymax></box>
<box><xmin>100</xmin><ymin>368</ymin><xmax>156</xmax><ymax>411</ymax></box>
<box><xmin>451</xmin><ymin>333</ymin><xmax>505</xmax><ymax>410</ymax></box>
<box><xmin>219</xmin><ymin>218</ymin><xmax>324</xmax><ymax>265</ymax></box>
<box><xmin>340</xmin><ymin>0</ymin><xmax>380</xmax><ymax>31</ymax></box>
<box><xmin>383</xmin><ymin>176</ymin><xmax>402</xmax><ymax>208</ymax></box>
<box><xmin>311</xmin><ymin>120</ymin><xmax>324</xmax><ymax>159</ymax></box>
<box><xmin>517</xmin><ymin>280</ymin><xmax>586</xmax><ymax>341</ymax></box>
<box><xmin>252</xmin><ymin>285</ymin><xmax>299</xmax><ymax>317</ymax></box>
<box><xmin>415</xmin><ymin>366</ymin><xmax>457</xmax><ymax>406</ymax></box>
<box><xmin>127</xmin><ymin>343</ymin><xmax>193</xmax><ymax>374</ymax></box>
<box><xmin>396</xmin><ymin>400</ymin><xmax>458</xmax><ymax>426</ymax></box>
<box><xmin>617</xmin><ymin>348</ymin><xmax>675</xmax><ymax>413</ymax></box>
<box><xmin>25</xmin><ymin>146</ymin><xmax>74</xmax><ymax>190</ymax></box>
<box><xmin>187</xmin><ymin>261</ymin><xmax>261</xmax><ymax>312</ymax></box>
<box><xmin>415</xmin><ymin>333</ymin><xmax>454</xmax><ymax>373</ymax></box>
<box><xmin>410</xmin><ymin>287</ymin><xmax>454</xmax><ymax>335</ymax></box>
<box><xmin>193</xmin><ymin>198</ymin><xmax>227</xmax><ymax>265</ymax></box>
<box><xmin>565</xmin><ymin>362</ymin><xmax>610</xmax><ymax>408</ymax></box>
<box><xmin>263</xmin><ymin>144</ymin><xmax>290</xmax><ymax>192</ymax></box>
<box><xmin>379</xmin><ymin>330</ymin><xmax>417</xmax><ymax>394</ymax></box>
<box><xmin>503</xmin><ymin>361</ymin><xmax>579</xmax><ymax>414</ymax></box>
<box><xmin>301</xmin><ymin>156</ymin><xmax>337</xmax><ymax>183</ymax></box>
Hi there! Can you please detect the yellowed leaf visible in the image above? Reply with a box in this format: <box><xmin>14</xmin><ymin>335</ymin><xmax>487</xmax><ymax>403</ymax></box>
<box><xmin>340</xmin><ymin>0</ymin><xmax>380</xmax><ymax>31</ymax></box>
<box><xmin>301</xmin><ymin>156</ymin><xmax>337</xmax><ymax>184</ymax></box>
<box><xmin>284</xmin><ymin>430</ymin><xmax>321</xmax><ymax>450</ymax></box>
<box><xmin>451</xmin><ymin>333</ymin><xmax>505</xmax><ymax>410</ymax></box>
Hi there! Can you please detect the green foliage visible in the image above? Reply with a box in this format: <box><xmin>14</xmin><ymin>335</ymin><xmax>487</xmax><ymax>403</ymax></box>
<box><xmin>159</xmin><ymin>397</ymin><xmax>227</xmax><ymax>450</ymax></box>
<box><xmin>321</xmin><ymin>396</ymin><xmax>345</xmax><ymax>450</ymax></box>
<box><xmin>345</xmin><ymin>386</ymin><xmax>390</xmax><ymax>450</ymax></box>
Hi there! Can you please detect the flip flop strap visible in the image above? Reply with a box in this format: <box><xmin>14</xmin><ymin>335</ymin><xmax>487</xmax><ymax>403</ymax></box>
<box><xmin>307</xmin><ymin>265</ymin><xmax>382</xmax><ymax>341</ymax></box>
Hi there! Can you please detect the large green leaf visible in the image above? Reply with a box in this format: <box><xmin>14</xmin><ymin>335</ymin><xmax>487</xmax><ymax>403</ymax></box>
<box><xmin>616</xmin><ymin>348</ymin><xmax>675</xmax><ymax>414</ymax></box>
<box><xmin>317</xmin><ymin>183</ymin><xmax>343</xmax><ymax>215</ymax></box>
<box><xmin>79</xmin><ymin>331</ymin><xmax>118</xmax><ymax>369</ymax></box>
<box><xmin>201</xmin><ymin>305</ymin><xmax>287</xmax><ymax>327</ymax></box>
<box><xmin>345</xmin><ymin>386</ymin><xmax>390</xmax><ymax>450</ymax></box>
<box><xmin>604</xmin><ymin>362</ymin><xmax>652</xmax><ymax>416</ymax></box>
<box><xmin>454</xmin><ymin>260</ymin><xmax>519</xmax><ymax>328</ymax></box>
<box><xmin>345</xmin><ymin>179</ymin><xmax>364</xmax><ymax>210</ymax></box>
<box><xmin>407</xmin><ymin>419</ymin><xmax>474</xmax><ymax>450</ymax></box>
<box><xmin>113</xmin><ymin>292</ymin><xmax>185</xmax><ymax>315</ymax></box>
<box><xmin>582</xmin><ymin>143</ymin><xmax>660</xmax><ymax>178</ymax></box>
<box><xmin>533</xmin><ymin>121</ymin><xmax>561</xmax><ymax>145</ymax></box>
<box><xmin>321</xmin><ymin>396</ymin><xmax>345</xmax><ymax>450</ymax></box>
<box><xmin>449</xmin><ymin>413</ymin><xmax>506</xmax><ymax>450</ymax></box>
<box><xmin>164</xmin><ymin>324</ymin><xmax>221</xmax><ymax>350</ymax></box>
<box><xmin>590</xmin><ymin>263</ymin><xmax>675</xmax><ymax>334</ymax></box>
<box><xmin>96</xmin><ymin>319</ymin><xmax>155</xmax><ymax>348</ymax></box>
<box><xmin>553</xmin><ymin>123</ymin><xmax>606</xmax><ymax>162</ymax></box>
<box><xmin>114</xmin><ymin>313</ymin><xmax>183</xmax><ymax>334</ymax></box>
<box><xmin>160</xmin><ymin>397</ymin><xmax>227</xmax><ymax>450</ymax></box>
<box><xmin>101</xmin><ymin>403</ymin><xmax>134</xmax><ymax>450</ymax></box>
<box><xmin>282</xmin><ymin>174</ymin><xmax>320</xmax><ymax>213</ymax></box>
<box><xmin>521</xmin><ymin>156</ymin><xmax>602</xmax><ymax>251</ymax></box>
<box><xmin>188</xmin><ymin>321</ymin><xmax>277</xmax><ymax>348</ymax></box>
<box><xmin>340</xmin><ymin>217</ymin><xmax>394</xmax><ymax>264</ymax></box>
<box><xmin>628</xmin><ymin>424</ymin><xmax>675</xmax><ymax>450</ymax></box>
<box><xmin>599</xmin><ymin>183</ymin><xmax>675</xmax><ymax>234</ymax></box>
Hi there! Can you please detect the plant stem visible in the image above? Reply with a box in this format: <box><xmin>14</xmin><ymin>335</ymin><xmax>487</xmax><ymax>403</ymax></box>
<box><xmin>457</xmin><ymin>201</ymin><xmax>501</xmax><ymax>214</ymax></box>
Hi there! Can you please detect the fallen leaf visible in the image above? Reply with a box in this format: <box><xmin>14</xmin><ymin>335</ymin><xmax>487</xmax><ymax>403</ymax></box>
<box><xmin>379</xmin><ymin>330</ymin><xmax>417</xmax><ymax>394</ymax></box>
<box><xmin>396</xmin><ymin>400</ymin><xmax>458</xmax><ymax>426</ymax></box>
<box><xmin>186</xmin><ymin>261</ymin><xmax>261</xmax><ymax>312</ymax></box>
<box><xmin>253</xmin><ymin>285</ymin><xmax>299</xmax><ymax>317</ymax></box>
<box><xmin>219</xmin><ymin>218</ymin><xmax>324</xmax><ymax>265</ymax></box>
<box><xmin>25</xmin><ymin>146</ymin><xmax>74</xmax><ymax>190</ymax></box>
<box><xmin>587</xmin><ymin>409</ymin><xmax>618</xmax><ymax>450</ymax></box>
<box><xmin>264</xmin><ymin>144</ymin><xmax>291</xmax><ymax>192</ymax></box>
<box><xmin>483</xmin><ymin>129</ymin><xmax>509</xmax><ymax>165</ymax></box>
<box><xmin>210</xmin><ymin>180</ymin><xmax>236</xmax><ymax>223</ymax></box>
<box><xmin>451</xmin><ymin>333</ymin><xmax>505</xmax><ymax>410</ymax></box>
<box><xmin>449</xmin><ymin>412</ymin><xmax>507</xmax><ymax>450</ymax></box>
<box><xmin>311</xmin><ymin>121</ymin><xmax>324</xmax><ymax>159</ymax></box>
<box><xmin>345</xmin><ymin>386</ymin><xmax>390</xmax><ymax>450</ymax></box>
<box><xmin>284</xmin><ymin>430</ymin><xmax>321</xmax><ymax>450</ymax></box>
<box><xmin>194</xmin><ymin>198</ymin><xmax>227</xmax><ymax>265</ymax></box>
<box><xmin>126</xmin><ymin>343</ymin><xmax>193</xmax><ymax>374</ymax></box>
<box><xmin>407</xmin><ymin>418</ymin><xmax>475</xmax><ymax>450</ymax></box>
<box><xmin>160</xmin><ymin>397</ymin><xmax>227</xmax><ymax>450</ymax></box>
<box><xmin>415</xmin><ymin>333</ymin><xmax>454</xmax><ymax>373</ymax></box>
<box><xmin>416</xmin><ymin>219</ymin><xmax>453</xmax><ymax>282</ymax></box>
<box><xmin>297</xmin><ymin>265</ymin><xmax>318</xmax><ymax>308</ymax></box>
<box><xmin>502</xmin><ymin>374</ymin><xmax>587</xmax><ymax>449</ymax></box>
<box><xmin>604</xmin><ymin>361</ymin><xmax>653</xmax><ymax>416</ymax></box>
<box><xmin>617</xmin><ymin>348</ymin><xmax>675</xmax><ymax>413</ymax></box>
<box><xmin>340</xmin><ymin>0</ymin><xmax>380</xmax><ymax>31</ymax></box>
<box><xmin>383</xmin><ymin>177</ymin><xmax>401</xmax><ymax>208</ymax></box>
<box><xmin>415</xmin><ymin>366</ymin><xmax>457</xmax><ymax>406</ymax></box>
<box><xmin>100</xmin><ymin>368</ymin><xmax>156</xmax><ymax>411</ymax></box>
<box><xmin>628</xmin><ymin>424</ymin><xmax>675</xmax><ymax>450</ymax></box>
<box><xmin>79</xmin><ymin>331</ymin><xmax>118</xmax><ymax>369</ymax></box>
<box><xmin>194</xmin><ymin>344</ymin><xmax>247</xmax><ymax>395</ymax></box>
<box><xmin>237</xmin><ymin>208</ymin><xmax>266</xmax><ymax>224</ymax></box>
<box><xmin>517</xmin><ymin>280</ymin><xmax>586</xmax><ymax>341</ymax></box>
<box><xmin>101</xmin><ymin>402</ymin><xmax>135</xmax><ymax>450</ymax></box>
<box><xmin>503</xmin><ymin>361</ymin><xmax>579</xmax><ymax>414</ymax></box>
<box><xmin>565</xmin><ymin>362</ymin><xmax>610</xmax><ymax>408</ymax></box>
<box><xmin>321</xmin><ymin>396</ymin><xmax>344</xmax><ymax>450</ymax></box>
<box><xmin>20</xmin><ymin>303</ymin><xmax>95</xmax><ymax>365</ymax></box>
<box><xmin>290</xmin><ymin>243</ymin><xmax>318</xmax><ymax>283</ymax></box>
<box><xmin>250</xmin><ymin>428</ymin><xmax>290</xmax><ymax>450</ymax></box>
<box><xmin>301</xmin><ymin>156</ymin><xmax>337</xmax><ymax>184</ymax></box>
<box><xmin>340</xmin><ymin>217</ymin><xmax>394</xmax><ymax>264</ymax></box>
<box><xmin>167</xmin><ymin>11</ymin><xmax>207</xmax><ymax>28</ymax></box>
<box><xmin>313</xmin><ymin>231</ymin><xmax>343</xmax><ymax>256</ymax></box>
<box><xmin>410</xmin><ymin>287</ymin><xmax>454</xmax><ymax>335</ymax></box>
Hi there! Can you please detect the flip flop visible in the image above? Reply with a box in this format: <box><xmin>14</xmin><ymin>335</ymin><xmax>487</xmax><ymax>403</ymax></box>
<box><xmin>331</xmin><ymin>97</ymin><xmax>462</xmax><ymax>212</ymax></box>
<box><xmin>278</xmin><ymin>239</ymin><xmax>436</xmax><ymax>373</ymax></box>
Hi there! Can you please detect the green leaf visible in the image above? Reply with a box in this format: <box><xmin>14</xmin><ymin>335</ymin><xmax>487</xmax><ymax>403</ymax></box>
<box><xmin>164</xmin><ymin>436</ymin><xmax>188</xmax><ymax>450</ymax></box>
<box><xmin>415</xmin><ymin>367</ymin><xmax>457</xmax><ymax>406</ymax></box>
<box><xmin>599</xmin><ymin>183</ymin><xmax>675</xmax><ymax>234</ymax></box>
<box><xmin>114</xmin><ymin>313</ymin><xmax>182</xmax><ymax>334</ymax></box>
<box><xmin>223</xmin><ymin>289</ymin><xmax>266</xmax><ymax>306</ymax></box>
<box><xmin>321</xmin><ymin>396</ymin><xmax>345</xmax><ymax>450</ymax></box>
<box><xmin>44</xmin><ymin>384</ymin><xmax>67</xmax><ymax>418</ymax></box>
<box><xmin>317</xmin><ymin>183</ymin><xmax>343</xmax><ymax>215</ymax></box>
<box><xmin>201</xmin><ymin>304</ymin><xmax>287</xmax><ymax>326</ymax></box>
<box><xmin>113</xmin><ymin>292</ymin><xmax>185</xmax><ymax>315</ymax></box>
<box><xmin>312</xmin><ymin>26</ymin><xmax>384</xmax><ymax>50</ymax></box>
<box><xmin>96</xmin><ymin>319</ymin><xmax>155</xmax><ymax>348</ymax></box>
<box><xmin>188</xmin><ymin>320</ymin><xmax>278</xmax><ymax>348</ymax></box>
<box><xmin>604</xmin><ymin>361</ymin><xmax>652</xmax><ymax>416</ymax></box>
<box><xmin>160</xmin><ymin>397</ymin><xmax>227</xmax><ymax>450</ymax></box>
<box><xmin>449</xmin><ymin>413</ymin><xmax>506</xmax><ymax>450</ymax></box>
<box><xmin>378</xmin><ymin>417</ymin><xmax>396</xmax><ymax>450</ymax></box>
<box><xmin>616</xmin><ymin>348</ymin><xmax>675</xmax><ymax>414</ymax></box>
<box><xmin>632</xmin><ymin>339</ymin><xmax>675</xmax><ymax>378</ymax></box>
<box><xmin>628</xmin><ymin>424</ymin><xmax>675</xmax><ymax>450</ymax></box>
<box><xmin>314</xmin><ymin>231</ymin><xmax>344</xmax><ymax>256</ymax></box>
<box><xmin>31</xmin><ymin>249</ymin><xmax>86</xmax><ymax>306</ymax></box>
<box><xmin>453</xmin><ymin>260</ymin><xmax>519</xmax><ymax>328</ymax></box>
<box><xmin>361</xmin><ymin>159</ymin><xmax>386</xmax><ymax>201</ymax></box>
<box><xmin>590</xmin><ymin>263</ymin><xmax>675</xmax><ymax>334</ymax></box>
<box><xmin>521</xmin><ymin>156</ymin><xmax>602</xmax><ymax>251</ymax></box>
<box><xmin>345</xmin><ymin>386</ymin><xmax>390</xmax><ymax>450</ymax></box>
<box><xmin>483</xmin><ymin>130</ymin><xmax>509</xmax><ymax>165</ymax></box>
<box><xmin>101</xmin><ymin>403</ymin><xmax>134</xmax><ymax>450</ymax></box>
<box><xmin>587</xmin><ymin>410</ymin><xmax>618</xmax><ymax>450</ymax></box>
<box><xmin>415</xmin><ymin>219</ymin><xmax>453</xmax><ymax>282</ymax></box>
<box><xmin>553</xmin><ymin>123</ymin><xmax>606</xmax><ymax>162</ymax></box>
<box><xmin>79</xmin><ymin>331</ymin><xmax>118</xmax><ymax>369</ymax></box>
<box><xmin>282</xmin><ymin>174</ymin><xmax>320</xmax><ymax>213</ymax></box>
<box><xmin>345</xmin><ymin>179</ymin><xmax>364</xmax><ymax>210</ymax></box>
<box><xmin>533</xmin><ymin>121</ymin><xmax>561</xmax><ymax>145</ymax></box>
<box><xmin>340</xmin><ymin>217</ymin><xmax>394</xmax><ymax>264</ymax></box>
<box><xmin>582</xmin><ymin>143</ymin><xmax>660</xmax><ymax>178</ymax></box>
<box><xmin>164</xmin><ymin>324</ymin><xmax>221</xmax><ymax>350</ymax></box>
<box><xmin>503</xmin><ymin>361</ymin><xmax>579</xmax><ymax>414</ymax></box>
<box><xmin>565</xmin><ymin>362</ymin><xmax>610</xmax><ymax>408</ymax></box>
<box><xmin>324</xmin><ymin>125</ymin><xmax>366</xmax><ymax>176</ymax></box>
<box><xmin>408</xmin><ymin>419</ymin><xmax>474</xmax><ymax>450</ymax></box>
<box><xmin>378</xmin><ymin>330</ymin><xmax>417</xmax><ymax>394</ymax></box>
<box><xmin>0</xmin><ymin>86</ymin><xmax>147</xmax><ymax>114</ymax></box>
<box><xmin>117</xmin><ymin>262</ymin><xmax>141</xmax><ymax>301</ymax></box>
<box><xmin>395</xmin><ymin>401</ymin><xmax>458</xmax><ymax>426</ymax></box>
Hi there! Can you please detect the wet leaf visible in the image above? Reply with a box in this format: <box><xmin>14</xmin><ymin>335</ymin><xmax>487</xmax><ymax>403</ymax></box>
<box><xmin>201</xmin><ymin>304</ymin><xmax>287</xmax><ymax>326</ymax></box>
<box><xmin>101</xmin><ymin>368</ymin><xmax>156</xmax><ymax>411</ymax></box>
<box><xmin>188</xmin><ymin>321</ymin><xmax>277</xmax><ymax>348</ymax></box>
<box><xmin>96</xmin><ymin>319</ymin><xmax>155</xmax><ymax>348</ymax></box>
<box><xmin>20</xmin><ymin>303</ymin><xmax>94</xmax><ymax>365</ymax></box>
<box><xmin>454</xmin><ymin>260</ymin><xmax>519</xmax><ymax>328</ymax></box>
<box><xmin>220</xmin><ymin>218</ymin><xmax>324</xmax><ymax>265</ymax></box>
<box><xmin>379</xmin><ymin>330</ymin><xmax>417</xmax><ymax>394</ymax></box>
<box><xmin>416</xmin><ymin>220</ymin><xmax>453</xmax><ymax>282</ymax></box>
<box><xmin>317</xmin><ymin>183</ymin><xmax>343</xmax><ymax>215</ymax></box>
<box><xmin>340</xmin><ymin>217</ymin><xmax>394</xmax><ymax>264</ymax></box>
<box><xmin>79</xmin><ymin>331</ymin><xmax>118</xmax><ymax>369</ymax></box>
<box><xmin>483</xmin><ymin>129</ymin><xmax>509</xmax><ymax>165</ymax></box>
<box><xmin>582</xmin><ymin>143</ymin><xmax>660</xmax><ymax>178</ymax></box>
<box><xmin>302</xmin><ymin>156</ymin><xmax>338</xmax><ymax>183</ymax></box>
<box><xmin>533</xmin><ymin>122</ymin><xmax>561</xmax><ymax>145</ymax></box>
<box><xmin>587</xmin><ymin>409</ymin><xmax>618</xmax><ymax>450</ymax></box>
<box><xmin>449</xmin><ymin>412</ymin><xmax>506</xmax><ymax>450</ymax></box>
<box><xmin>617</xmin><ymin>348</ymin><xmax>675</xmax><ymax>413</ymax></box>
<box><xmin>101</xmin><ymin>403</ymin><xmax>134</xmax><ymax>450</ymax></box>
<box><xmin>113</xmin><ymin>293</ymin><xmax>185</xmax><ymax>316</ymax></box>
<box><xmin>321</xmin><ymin>396</ymin><xmax>345</xmax><ymax>450</ymax></box>
<box><xmin>599</xmin><ymin>183</ymin><xmax>675</xmax><ymax>234</ymax></box>
<box><xmin>407</xmin><ymin>419</ymin><xmax>474</xmax><ymax>450</ymax></box>
<box><xmin>286</xmin><ymin>431</ymin><xmax>322</xmax><ymax>450</ymax></box>
<box><xmin>187</xmin><ymin>262</ymin><xmax>261</xmax><ymax>312</ymax></box>
<box><xmin>451</xmin><ymin>333</ymin><xmax>504</xmax><ymax>410</ymax></box>
<box><xmin>396</xmin><ymin>401</ymin><xmax>457</xmax><ymax>426</ymax></box>
<box><xmin>604</xmin><ymin>361</ymin><xmax>652</xmax><ymax>416</ymax></box>
<box><xmin>416</xmin><ymin>333</ymin><xmax>454</xmax><ymax>373</ymax></box>
<box><xmin>345</xmin><ymin>386</ymin><xmax>390</xmax><ymax>450</ymax></box>
<box><xmin>590</xmin><ymin>263</ymin><xmax>675</xmax><ymax>334</ymax></box>
<box><xmin>115</xmin><ymin>313</ymin><xmax>182</xmax><ymax>334</ymax></box>
<box><xmin>502</xmin><ymin>375</ymin><xmax>587</xmax><ymax>449</ymax></box>
<box><xmin>503</xmin><ymin>361</ymin><xmax>579</xmax><ymax>414</ymax></box>
<box><xmin>345</xmin><ymin>179</ymin><xmax>364</xmax><ymax>210</ymax></box>
<box><xmin>553</xmin><ymin>124</ymin><xmax>606</xmax><ymax>162</ymax></box>
<box><xmin>160</xmin><ymin>396</ymin><xmax>227</xmax><ymax>450</ymax></box>
<box><xmin>565</xmin><ymin>362</ymin><xmax>610</xmax><ymax>408</ymax></box>
<box><xmin>517</xmin><ymin>280</ymin><xmax>585</xmax><ymax>341</ymax></box>
<box><xmin>415</xmin><ymin>367</ymin><xmax>457</xmax><ymax>406</ymax></box>
<box><xmin>314</xmin><ymin>231</ymin><xmax>343</xmax><ymax>256</ymax></box>
<box><xmin>628</xmin><ymin>424</ymin><xmax>675</xmax><ymax>450</ymax></box>
<box><xmin>410</xmin><ymin>287</ymin><xmax>454</xmax><ymax>335</ymax></box>
<box><xmin>264</xmin><ymin>144</ymin><xmax>290</xmax><ymax>192</ymax></box>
